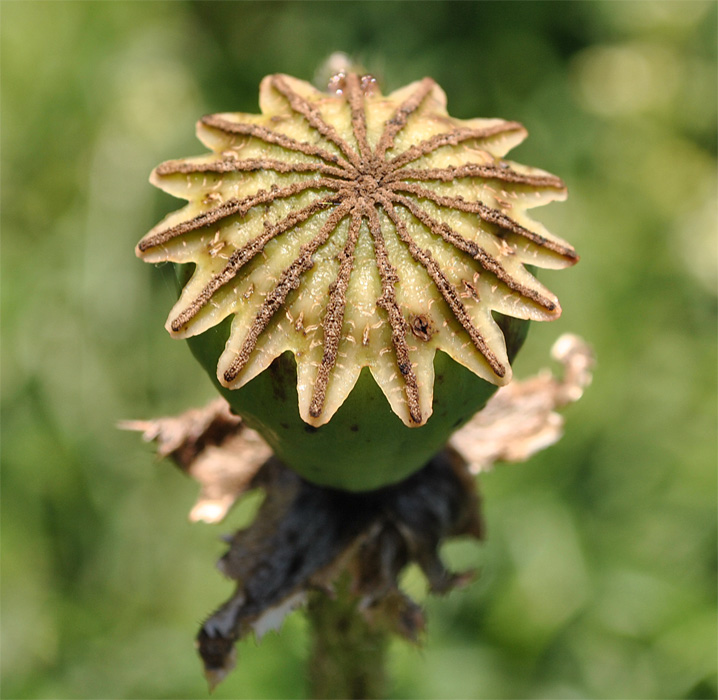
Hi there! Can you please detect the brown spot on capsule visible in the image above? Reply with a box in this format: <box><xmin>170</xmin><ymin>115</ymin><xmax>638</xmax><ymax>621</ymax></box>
<box><xmin>203</xmin><ymin>192</ymin><xmax>222</xmax><ymax>205</ymax></box>
<box><xmin>462</xmin><ymin>280</ymin><xmax>480</xmax><ymax>302</ymax></box>
<box><xmin>410</xmin><ymin>314</ymin><xmax>435</xmax><ymax>342</ymax></box>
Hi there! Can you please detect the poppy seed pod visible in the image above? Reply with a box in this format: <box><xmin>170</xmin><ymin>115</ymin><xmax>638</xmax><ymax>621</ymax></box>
<box><xmin>136</xmin><ymin>72</ymin><xmax>577</xmax><ymax>491</ymax></box>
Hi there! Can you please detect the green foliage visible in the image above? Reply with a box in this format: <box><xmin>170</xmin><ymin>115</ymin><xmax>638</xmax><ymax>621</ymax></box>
<box><xmin>2</xmin><ymin>2</ymin><xmax>716</xmax><ymax>698</ymax></box>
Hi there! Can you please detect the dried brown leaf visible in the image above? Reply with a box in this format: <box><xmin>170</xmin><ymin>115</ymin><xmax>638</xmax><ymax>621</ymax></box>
<box><xmin>119</xmin><ymin>398</ymin><xmax>271</xmax><ymax>523</ymax></box>
<box><xmin>450</xmin><ymin>333</ymin><xmax>594</xmax><ymax>472</ymax></box>
<box><xmin>196</xmin><ymin>451</ymin><xmax>481</xmax><ymax>685</ymax></box>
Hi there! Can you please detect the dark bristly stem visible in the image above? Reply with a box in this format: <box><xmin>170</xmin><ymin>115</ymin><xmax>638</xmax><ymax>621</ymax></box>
<box><xmin>308</xmin><ymin>575</ymin><xmax>388</xmax><ymax>700</ymax></box>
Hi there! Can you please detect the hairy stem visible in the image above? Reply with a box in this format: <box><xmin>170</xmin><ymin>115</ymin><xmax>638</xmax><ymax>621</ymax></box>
<box><xmin>308</xmin><ymin>576</ymin><xmax>388</xmax><ymax>700</ymax></box>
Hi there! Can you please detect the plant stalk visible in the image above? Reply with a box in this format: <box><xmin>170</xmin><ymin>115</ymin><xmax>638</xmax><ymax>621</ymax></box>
<box><xmin>307</xmin><ymin>577</ymin><xmax>388</xmax><ymax>699</ymax></box>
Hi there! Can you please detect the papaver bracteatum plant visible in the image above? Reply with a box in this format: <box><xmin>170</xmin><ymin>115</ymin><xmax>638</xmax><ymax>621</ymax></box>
<box><xmin>136</xmin><ymin>71</ymin><xmax>577</xmax><ymax>492</ymax></box>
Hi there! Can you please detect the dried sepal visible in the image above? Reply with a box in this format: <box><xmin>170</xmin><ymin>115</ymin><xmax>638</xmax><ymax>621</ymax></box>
<box><xmin>450</xmin><ymin>334</ymin><xmax>595</xmax><ymax>471</ymax></box>
<box><xmin>137</xmin><ymin>73</ymin><xmax>576</xmax><ymax>429</ymax></box>
<box><xmin>195</xmin><ymin>451</ymin><xmax>482</xmax><ymax>688</ymax></box>
<box><xmin>118</xmin><ymin>400</ymin><xmax>270</xmax><ymax>523</ymax></box>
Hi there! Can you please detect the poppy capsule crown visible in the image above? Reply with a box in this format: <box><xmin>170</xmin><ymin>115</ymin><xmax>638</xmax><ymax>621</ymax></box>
<box><xmin>136</xmin><ymin>72</ymin><xmax>577</xmax><ymax>490</ymax></box>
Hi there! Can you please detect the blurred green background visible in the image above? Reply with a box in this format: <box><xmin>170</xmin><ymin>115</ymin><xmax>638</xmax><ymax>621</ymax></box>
<box><xmin>2</xmin><ymin>2</ymin><xmax>716</xmax><ymax>698</ymax></box>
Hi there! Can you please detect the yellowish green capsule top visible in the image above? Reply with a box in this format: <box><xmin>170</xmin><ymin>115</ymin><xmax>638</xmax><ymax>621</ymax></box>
<box><xmin>136</xmin><ymin>71</ymin><xmax>577</xmax><ymax>490</ymax></box>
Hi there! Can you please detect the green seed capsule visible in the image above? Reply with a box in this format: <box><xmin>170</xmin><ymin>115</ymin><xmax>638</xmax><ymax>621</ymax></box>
<box><xmin>137</xmin><ymin>72</ymin><xmax>577</xmax><ymax>491</ymax></box>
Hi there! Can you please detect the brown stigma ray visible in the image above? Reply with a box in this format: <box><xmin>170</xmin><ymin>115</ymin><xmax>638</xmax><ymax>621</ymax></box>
<box><xmin>375</xmin><ymin>77</ymin><xmax>436</xmax><ymax>160</ymax></box>
<box><xmin>391</xmin><ymin>193</ymin><xmax>557</xmax><ymax>312</ymax></box>
<box><xmin>389</xmin><ymin>180</ymin><xmax>578</xmax><ymax>261</ymax></box>
<box><xmin>388</xmin><ymin>122</ymin><xmax>526</xmax><ymax>171</ymax></box>
<box><xmin>270</xmin><ymin>75</ymin><xmax>362</xmax><ymax>171</ymax></box>
<box><xmin>170</xmin><ymin>192</ymin><xmax>342</xmax><ymax>332</ymax></box>
<box><xmin>309</xmin><ymin>210</ymin><xmax>363</xmax><ymax>418</ymax></box>
<box><xmin>138</xmin><ymin>72</ymin><xmax>577</xmax><ymax>426</ymax></box>
<box><xmin>365</xmin><ymin>203</ymin><xmax>423</xmax><ymax>424</ymax></box>
<box><xmin>155</xmin><ymin>157</ymin><xmax>349</xmax><ymax>180</ymax></box>
<box><xmin>379</xmin><ymin>196</ymin><xmax>506</xmax><ymax>379</ymax></box>
<box><xmin>138</xmin><ymin>179</ymin><xmax>338</xmax><ymax>253</ymax></box>
<box><xmin>344</xmin><ymin>73</ymin><xmax>371</xmax><ymax>162</ymax></box>
<box><xmin>223</xmin><ymin>200</ymin><xmax>354</xmax><ymax>384</ymax></box>
<box><xmin>201</xmin><ymin>114</ymin><xmax>353</xmax><ymax>172</ymax></box>
<box><xmin>386</xmin><ymin>164</ymin><xmax>565</xmax><ymax>191</ymax></box>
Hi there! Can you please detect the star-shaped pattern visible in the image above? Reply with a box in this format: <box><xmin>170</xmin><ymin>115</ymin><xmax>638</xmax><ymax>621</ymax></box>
<box><xmin>137</xmin><ymin>73</ymin><xmax>577</xmax><ymax>427</ymax></box>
